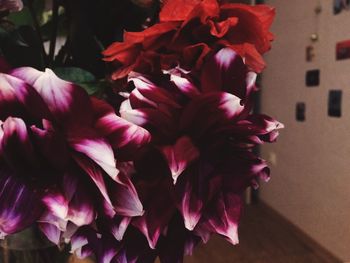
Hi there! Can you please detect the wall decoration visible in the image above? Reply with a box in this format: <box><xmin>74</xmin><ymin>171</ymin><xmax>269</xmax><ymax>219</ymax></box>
<box><xmin>328</xmin><ymin>90</ymin><xmax>342</xmax><ymax>117</ymax></box>
<box><xmin>334</xmin><ymin>0</ymin><xmax>350</xmax><ymax>14</ymax></box>
<box><xmin>306</xmin><ymin>69</ymin><xmax>320</xmax><ymax>87</ymax></box>
<box><xmin>336</xmin><ymin>40</ymin><xmax>350</xmax><ymax>60</ymax></box>
<box><xmin>306</xmin><ymin>46</ymin><xmax>315</xmax><ymax>62</ymax></box>
<box><xmin>296</xmin><ymin>103</ymin><xmax>306</xmax><ymax>122</ymax></box>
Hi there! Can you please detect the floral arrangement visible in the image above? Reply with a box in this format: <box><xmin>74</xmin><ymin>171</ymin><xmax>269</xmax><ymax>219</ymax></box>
<box><xmin>0</xmin><ymin>0</ymin><xmax>283</xmax><ymax>262</ymax></box>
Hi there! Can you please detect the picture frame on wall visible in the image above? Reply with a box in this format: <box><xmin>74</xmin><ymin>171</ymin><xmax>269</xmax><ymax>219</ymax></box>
<box><xmin>336</xmin><ymin>40</ymin><xmax>350</xmax><ymax>60</ymax></box>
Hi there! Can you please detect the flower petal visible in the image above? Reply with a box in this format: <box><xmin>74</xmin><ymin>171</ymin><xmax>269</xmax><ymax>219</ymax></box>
<box><xmin>201</xmin><ymin>48</ymin><xmax>255</xmax><ymax>101</ymax></box>
<box><xmin>132</xmin><ymin>179</ymin><xmax>176</xmax><ymax>249</ymax></box>
<box><xmin>159</xmin><ymin>0</ymin><xmax>201</xmax><ymax>22</ymax></box>
<box><xmin>64</xmin><ymin>172</ymin><xmax>95</xmax><ymax>226</ymax></box>
<box><xmin>196</xmin><ymin>193</ymin><xmax>242</xmax><ymax>245</ymax></box>
<box><xmin>180</xmin><ymin>92</ymin><xmax>244</xmax><ymax>140</ymax></box>
<box><xmin>69</xmin><ymin>128</ymin><xmax>119</xmax><ymax>181</ymax></box>
<box><xmin>221</xmin><ymin>4</ymin><xmax>275</xmax><ymax>54</ymax></box>
<box><xmin>73</xmin><ymin>154</ymin><xmax>114</xmax><ymax>210</ymax></box>
<box><xmin>10</xmin><ymin>68</ymin><xmax>93</xmax><ymax>127</ymax></box>
<box><xmin>30</xmin><ymin>125</ymin><xmax>70</xmax><ymax>170</ymax></box>
<box><xmin>170</xmin><ymin>74</ymin><xmax>200</xmax><ymax>99</ymax></box>
<box><xmin>92</xmin><ymin>98</ymin><xmax>151</xmax><ymax>160</ymax></box>
<box><xmin>0</xmin><ymin>73</ymin><xmax>51</xmax><ymax>121</ymax></box>
<box><xmin>0</xmin><ymin>168</ymin><xmax>42</xmax><ymax>236</ymax></box>
<box><xmin>109</xmin><ymin>170</ymin><xmax>144</xmax><ymax>217</ymax></box>
<box><xmin>0</xmin><ymin>117</ymin><xmax>39</xmax><ymax>173</ymax></box>
<box><xmin>160</xmin><ymin>136</ymin><xmax>199</xmax><ymax>184</ymax></box>
<box><xmin>71</xmin><ymin>226</ymin><xmax>120</xmax><ymax>263</ymax></box>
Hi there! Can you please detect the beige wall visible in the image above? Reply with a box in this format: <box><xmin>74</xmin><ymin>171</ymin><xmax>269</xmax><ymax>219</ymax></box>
<box><xmin>261</xmin><ymin>0</ymin><xmax>350</xmax><ymax>261</ymax></box>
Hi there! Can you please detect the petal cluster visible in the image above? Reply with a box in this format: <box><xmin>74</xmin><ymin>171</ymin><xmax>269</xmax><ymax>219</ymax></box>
<box><xmin>104</xmin><ymin>0</ymin><xmax>275</xmax><ymax>79</ymax></box>
<box><xmin>72</xmin><ymin>48</ymin><xmax>283</xmax><ymax>262</ymax></box>
<box><xmin>0</xmin><ymin>67</ymin><xmax>147</xmax><ymax>246</ymax></box>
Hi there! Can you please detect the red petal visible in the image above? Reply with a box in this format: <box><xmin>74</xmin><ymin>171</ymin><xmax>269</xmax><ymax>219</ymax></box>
<box><xmin>160</xmin><ymin>0</ymin><xmax>201</xmax><ymax>22</ymax></box>
<box><xmin>221</xmin><ymin>4</ymin><xmax>275</xmax><ymax>54</ymax></box>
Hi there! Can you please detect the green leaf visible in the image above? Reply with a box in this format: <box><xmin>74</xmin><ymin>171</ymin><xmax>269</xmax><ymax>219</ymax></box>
<box><xmin>79</xmin><ymin>82</ymin><xmax>103</xmax><ymax>95</ymax></box>
<box><xmin>54</xmin><ymin>67</ymin><xmax>103</xmax><ymax>95</ymax></box>
<box><xmin>54</xmin><ymin>67</ymin><xmax>96</xmax><ymax>83</ymax></box>
<box><xmin>7</xmin><ymin>7</ymin><xmax>32</xmax><ymax>26</ymax></box>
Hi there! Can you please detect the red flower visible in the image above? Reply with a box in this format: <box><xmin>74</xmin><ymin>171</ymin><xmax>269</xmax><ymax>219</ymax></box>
<box><xmin>103</xmin><ymin>0</ymin><xmax>275</xmax><ymax>80</ymax></box>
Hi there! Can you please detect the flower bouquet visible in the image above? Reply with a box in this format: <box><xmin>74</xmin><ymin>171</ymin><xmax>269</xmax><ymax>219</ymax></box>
<box><xmin>0</xmin><ymin>0</ymin><xmax>283</xmax><ymax>262</ymax></box>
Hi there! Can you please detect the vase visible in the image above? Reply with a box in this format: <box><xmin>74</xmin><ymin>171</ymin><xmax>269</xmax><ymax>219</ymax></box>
<box><xmin>0</xmin><ymin>226</ymin><xmax>71</xmax><ymax>263</ymax></box>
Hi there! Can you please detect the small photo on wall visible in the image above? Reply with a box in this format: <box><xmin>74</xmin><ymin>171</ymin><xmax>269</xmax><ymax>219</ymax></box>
<box><xmin>328</xmin><ymin>90</ymin><xmax>342</xmax><ymax>117</ymax></box>
<box><xmin>336</xmin><ymin>40</ymin><xmax>350</xmax><ymax>60</ymax></box>
<box><xmin>296</xmin><ymin>103</ymin><xmax>306</xmax><ymax>122</ymax></box>
<box><xmin>306</xmin><ymin>70</ymin><xmax>320</xmax><ymax>87</ymax></box>
<box><xmin>334</xmin><ymin>0</ymin><xmax>350</xmax><ymax>15</ymax></box>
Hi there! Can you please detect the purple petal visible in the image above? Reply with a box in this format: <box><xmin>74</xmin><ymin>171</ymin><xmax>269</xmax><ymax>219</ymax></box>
<box><xmin>120</xmin><ymin>100</ymin><xmax>177</xmax><ymax>140</ymax></box>
<box><xmin>73</xmin><ymin>154</ymin><xmax>114</xmax><ymax>210</ymax></box>
<box><xmin>30</xmin><ymin>125</ymin><xmax>69</xmax><ymax>170</ymax></box>
<box><xmin>196</xmin><ymin>193</ymin><xmax>242</xmax><ymax>245</ymax></box>
<box><xmin>160</xmin><ymin>136</ymin><xmax>199</xmax><ymax>184</ymax></box>
<box><xmin>109</xmin><ymin>216</ymin><xmax>131</xmax><ymax>241</ymax></box>
<box><xmin>10</xmin><ymin>68</ymin><xmax>93</xmax><ymax>127</ymax></box>
<box><xmin>64</xmin><ymin>172</ymin><xmax>95</xmax><ymax>226</ymax></box>
<box><xmin>132</xmin><ymin>179</ymin><xmax>176</xmax><ymax>249</ymax></box>
<box><xmin>0</xmin><ymin>117</ymin><xmax>38</xmax><ymax>172</ymax></box>
<box><xmin>69</xmin><ymin>128</ymin><xmax>119</xmax><ymax>181</ymax></box>
<box><xmin>93</xmin><ymin>99</ymin><xmax>151</xmax><ymax>160</ymax></box>
<box><xmin>158</xmin><ymin>215</ymin><xmax>201</xmax><ymax>263</ymax></box>
<box><xmin>109</xmin><ymin>170</ymin><xmax>144</xmax><ymax>217</ymax></box>
<box><xmin>38</xmin><ymin>222</ymin><xmax>62</xmax><ymax>245</ymax></box>
<box><xmin>129</xmin><ymin>74</ymin><xmax>181</xmax><ymax>110</ymax></box>
<box><xmin>201</xmin><ymin>48</ymin><xmax>256</xmax><ymax>101</ymax></box>
<box><xmin>42</xmin><ymin>192</ymin><xmax>68</xmax><ymax>219</ymax></box>
<box><xmin>180</xmin><ymin>92</ymin><xmax>244</xmax><ymax>140</ymax></box>
<box><xmin>170</xmin><ymin>74</ymin><xmax>200</xmax><ymax>99</ymax></box>
<box><xmin>71</xmin><ymin>226</ymin><xmax>119</xmax><ymax>263</ymax></box>
<box><xmin>0</xmin><ymin>73</ymin><xmax>51</xmax><ymax>121</ymax></box>
<box><xmin>0</xmin><ymin>168</ymin><xmax>42</xmax><ymax>236</ymax></box>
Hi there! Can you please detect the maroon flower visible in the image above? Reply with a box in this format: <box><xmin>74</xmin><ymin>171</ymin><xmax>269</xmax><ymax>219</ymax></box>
<box><xmin>71</xmin><ymin>48</ymin><xmax>282</xmax><ymax>263</ymax></box>
<box><xmin>103</xmin><ymin>0</ymin><xmax>275</xmax><ymax>80</ymax></box>
<box><xmin>0</xmin><ymin>67</ymin><xmax>147</xmax><ymax>244</ymax></box>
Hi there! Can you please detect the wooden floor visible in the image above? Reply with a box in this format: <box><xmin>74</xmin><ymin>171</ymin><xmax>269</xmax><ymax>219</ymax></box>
<box><xmin>183</xmin><ymin>203</ymin><xmax>341</xmax><ymax>263</ymax></box>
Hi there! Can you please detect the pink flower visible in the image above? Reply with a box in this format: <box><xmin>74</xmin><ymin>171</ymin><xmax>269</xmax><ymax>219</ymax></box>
<box><xmin>71</xmin><ymin>48</ymin><xmax>282</xmax><ymax>262</ymax></box>
<box><xmin>0</xmin><ymin>67</ymin><xmax>147</xmax><ymax>244</ymax></box>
